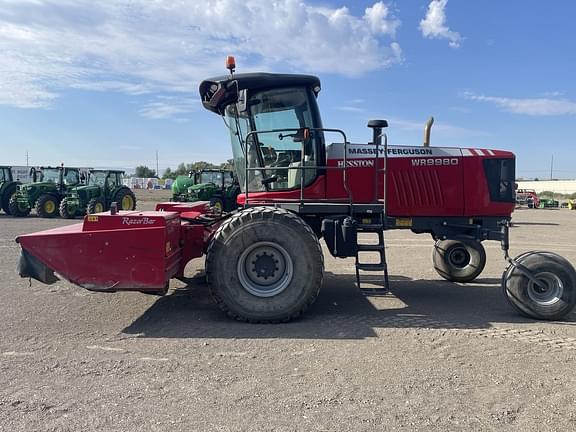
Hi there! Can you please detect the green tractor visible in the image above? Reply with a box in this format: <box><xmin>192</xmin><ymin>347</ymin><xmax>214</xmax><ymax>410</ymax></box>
<box><xmin>172</xmin><ymin>169</ymin><xmax>239</xmax><ymax>213</ymax></box>
<box><xmin>59</xmin><ymin>169</ymin><xmax>136</xmax><ymax>218</ymax></box>
<box><xmin>171</xmin><ymin>170</ymin><xmax>202</xmax><ymax>201</ymax></box>
<box><xmin>9</xmin><ymin>166</ymin><xmax>84</xmax><ymax>218</ymax></box>
<box><xmin>0</xmin><ymin>166</ymin><xmax>20</xmax><ymax>215</ymax></box>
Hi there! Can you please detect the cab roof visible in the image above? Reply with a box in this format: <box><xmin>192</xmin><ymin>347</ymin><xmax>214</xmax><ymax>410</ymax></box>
<box><xmin>199</xmin><ymin>72</ymin><xmax>321</xmax><ymax>115</ymax></box>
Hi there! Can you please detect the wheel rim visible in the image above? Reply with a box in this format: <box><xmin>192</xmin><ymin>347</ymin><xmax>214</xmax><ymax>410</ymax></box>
<box><xmin>44</xmin><ymin>200</ymin><xmax>56</xmax><ymax>214</ymax></box>
<box><xmin>213</xmin><ymin>201</ymin><xmax>223</xmax><ymax>213</ymax></box>
<box><xmin>64</xmin><ymin>201</ymin><xmax>76</xmax><ymax>215</ymax></box>
<box><xmin>237</xmin><ymin>241</ymin><xmax>294</xmax><ymax>298</ymax></box>
<box><xmin>527</xmin><ymin>272</ymin><xmax>564</xmax><ymax>306</ymax></box>
<box><xmin>121</xmin><ymin>195</ymin><xmax>133</xmax><ymax>210</ymax></box>
<box><xmin>447</xmin><ymin>245</ymin><xmax>471</xmax><ymax>269</ymax></box>
<box><xmin>95</xmin><ymin>202</ymin><xmax>104</xmax><ymax>212</ymax></box>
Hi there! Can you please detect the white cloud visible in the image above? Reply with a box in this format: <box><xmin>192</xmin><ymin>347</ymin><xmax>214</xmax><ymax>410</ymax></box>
<box><xmin>139</xmin><ymin>96</ymin><xmax>199</xmax><ymax>121</ymax></box>
<box><xmin>0</xmin><ymin>0</ymin><xmax>402</xmax><ymax>113</ymax></box>
<box><xmin>463</xmin><ymin>92</ymin><xmax>576</xmax><ymax>116</ymax></box>
<box><xmin>419</xmin><ymin>0</ymin><xmax>462</xmax><ymax>48</ymax></box>
<box><xmin>336</xmin><ymin>98</ymin><xmax>368</xmax><ymax>112</ymax></box>
<box><xmin>364</xmin><ymin>2</ymin><xmax>400</xmax><ymax>36</ymax></box>
<box><xmin>336</xmin><ymin>106</ymin><xmax>366</xmax><ymax>112</ymax></box>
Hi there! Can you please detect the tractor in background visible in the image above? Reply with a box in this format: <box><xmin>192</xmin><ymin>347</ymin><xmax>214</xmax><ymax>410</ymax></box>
<box><xmin>10</xmin><ymin>166</ymin><xmax>84</xmax><ymax>218</ymax></box>
<box><xmin>515</xmin><ymin>188</ymin><xmax>540</xmax><ymax>208</ymax></box>
<box><xmin>538</xmin><ymin>198</ymin><xmax>560</xmax><ymax>208</ymax></box>
<box><xmin>172</xmin><ymin>169</ymin><xmax>240</xmax><ymax>213</ymax></box>
<box><xmin>0</xmin><ymin>166</ymin><xmax>20</xmax><ymax>215</ymax></box>
<box><xmin>60</xmin><ymin>169</ymin><xmax>136</xmax><ymax>218</ymax></box>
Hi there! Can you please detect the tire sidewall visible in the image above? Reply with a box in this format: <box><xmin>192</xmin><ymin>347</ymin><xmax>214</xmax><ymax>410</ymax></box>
<box><xmin>504</xmin><ymin>252</ymin><xmax>576</xmax><ymax>320</ymax></box>
<box><xmin>207</xmin><ymin>208</ymin><xmax>323</xmax><ymax>322</ymax></box>
<box><xmin>87</xmin><ymin>197</ymin><xmax>106</xmax><ymax>214</ymax></box>
<box><xmin>433</xmin><ymin>237</ymin><xmax>486</xmax><ymax>283</ymax></box>
<box><xmin>1</xmin><ymin>183</ymin><xmax>17</xmax><ymax>214</ymax></box>
<box><xmin>59</xmin><ymin>197</ymin><xmax>77</xmax><ymax>219</ymax></box>
<box><xmin>9</xmin><ymin>195</ymin><xmax>30</xmax><ymax>217</ymax></box>
<box><xmin>36</xmin><ymin>195</ymin><xmax>59</xmax><ymax>218</ymax></box>
<box><xmin>114</xmin><ymin>188</ymin><xmax>136</xmax><ymax>210</ymax></box>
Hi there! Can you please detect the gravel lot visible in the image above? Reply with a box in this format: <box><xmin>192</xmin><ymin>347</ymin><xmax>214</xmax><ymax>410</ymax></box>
<box><xmin>1</xmin><ymin>196</ymin><xmax>576</xmax><ymax>431</ymax></box>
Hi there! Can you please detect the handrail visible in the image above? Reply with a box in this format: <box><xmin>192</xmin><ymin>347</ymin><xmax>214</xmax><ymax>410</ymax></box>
<box><xmin>243</xmin><ymin>128</ymin><xmax>350</xmax><ymax>208</ymax></box>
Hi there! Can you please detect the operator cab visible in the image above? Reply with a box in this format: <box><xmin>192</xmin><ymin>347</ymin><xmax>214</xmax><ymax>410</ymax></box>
<box><xmin>200</xmin><ymin>73</ymin><xmax>325</xmax><ymax>193</ymax></box>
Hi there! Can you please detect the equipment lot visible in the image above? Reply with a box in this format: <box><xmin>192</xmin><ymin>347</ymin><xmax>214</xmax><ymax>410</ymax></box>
<box><xmin>1</xmin><ymin>197</ymin><xmax>576</xmax><ymax>431</ymax></box>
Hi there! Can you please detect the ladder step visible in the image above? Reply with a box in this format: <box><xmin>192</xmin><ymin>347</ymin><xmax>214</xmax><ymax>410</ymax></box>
<box><xmin>357</xmin><ymin>223</ymin><xmax>384</xmax><ymax>231</ymax></box>
<box><xmin>356</xmin><ymin>263</ymin><xmax>386</xmax><ymax>271</ymax></box>
<box><xmin>360</xmin><ymin>287</ymin><xmax>389</xmax><ymax>296</ymax></box>
<box><xmin>357</xmin><ymin>244</ymin><xmax>385</xmax><ymax>252</ymax></box>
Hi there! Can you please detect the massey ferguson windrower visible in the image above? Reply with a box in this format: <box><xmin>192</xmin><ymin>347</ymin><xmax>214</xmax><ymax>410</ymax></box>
<box><xmin>16</xmin><ymin>58</ymin><xmax>576</xmax><ymax>322</ymax></box>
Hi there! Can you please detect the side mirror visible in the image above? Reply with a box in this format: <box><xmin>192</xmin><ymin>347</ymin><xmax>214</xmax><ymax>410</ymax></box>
<box><xmin>236</xmin><ymin>89</ymin><xmax>247</xmax><ymax>113</ymax></box>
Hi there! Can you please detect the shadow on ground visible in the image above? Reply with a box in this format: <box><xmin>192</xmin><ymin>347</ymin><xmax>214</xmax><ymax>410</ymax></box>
<box><xmin>122</xmin><ymin>271</ymin><xmax>574</xmax><ymax>340</ymax></box>
<box><xmin>512</xmin><ymin>222</ymin><xmax>560</xmax><ymax>226</ymax></box>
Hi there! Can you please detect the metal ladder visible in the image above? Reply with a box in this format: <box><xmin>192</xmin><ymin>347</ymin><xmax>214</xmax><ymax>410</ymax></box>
<box><xmin>354</xmin><ymin>120</ymin><xmax>390</xmax><ymax>295</ymax></box>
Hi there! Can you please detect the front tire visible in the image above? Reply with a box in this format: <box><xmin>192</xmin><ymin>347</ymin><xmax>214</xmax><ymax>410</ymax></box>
<box><xmin>87</xmin><ymin>197</ymin><xmax>106</xmax><ymax>214</ymax></box>
<box><xmin>1</xmin><ymin>183</ymin><xmax>17</xmax><ymax>214</ymax></box>
<box><xmin>35</xmin><ymin>195</ymin><xmax>59</xmax><ymax>218</ymax></box>
<box><xmin>59</xmin><ymin>197</ymin><xmax>77</xmax><ymax>219</ymax></box>
<box><xmin>503</xmin><ymin>251</ymin><xmax>576</xmax><ymax>320</ymax></box>
<box><xmin>209</xmin><ymin>197</ymin><xmax>224</xmax><ymax>214</ymax></box>
<box><xmin>8</xmin><ymin>195</ymin><xmax>30</xmax><ymax>217</ymax></box>
<box><xmin>433</xmin><ymin>237</ymin><xmax>486</xmax><ymax>283</ymax></box>
<box><xmin>206</xmin><ymin>207</ymin><xmax>324</xmax><ymax>323</ymax></box>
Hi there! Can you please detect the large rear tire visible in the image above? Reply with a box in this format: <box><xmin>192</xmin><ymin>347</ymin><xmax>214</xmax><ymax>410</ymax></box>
<box><xmin>433</xmin><ymin>237</ymin><xmax>486</xmax><ymax>283</ymax></box>
<box><xmin>206</xmin><ymin>207</ymin><xmax>324</xmax><ymax>323</ymax></box>
<box><xmin>503</xmin><ymin>251</ymin><xmax>576</xmax><ymax>320</ymax></box>
<box><xmin>1</xmin><ymin>183</ymin><xmax>17</xmax><ymax>214</ymax></box>
<box><xmin>113</xmin><ymin>188</ymin><xmax>137</xmax><ymax>211</ymax></box>
<box><xmin>35</xmin><ymin>195</ymin><xmax>59</xmax><ymax>218</ymax></box>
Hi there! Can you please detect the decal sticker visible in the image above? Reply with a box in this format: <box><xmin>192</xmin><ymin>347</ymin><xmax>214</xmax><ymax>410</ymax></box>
<box><xmin>337</xmin><ymin>160</ymin><xmax>375</xmax><ymax>168</ymax></box>
<box><xmin>327</xmin><ymin>143</ymin><xmax>462</xmax><ymax>159</ymax></box>
<box><xmin>87</xmin><ymin>215</ymin><xmax>98</xmax><ymax>222</ymax></box>
<box><xmin>411</xmin><ymin>158</ymin><xmax>459</xmax><ymax>167</ymax></box>
<box><xmin>395</xmin><ymin>218</ymin><xmax>412</xmax><ymax>227</ymax></box>
<box><xmin>121</xmin><ymin>217</ymin><xmax>156</xmax><ymax>226</ymax></box>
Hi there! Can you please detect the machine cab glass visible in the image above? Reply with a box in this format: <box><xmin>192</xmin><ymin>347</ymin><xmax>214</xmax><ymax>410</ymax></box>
<box><xmin>225</xmin><ymin>86</ymin><xmax>321</xmax><ymax>193</ymax></box>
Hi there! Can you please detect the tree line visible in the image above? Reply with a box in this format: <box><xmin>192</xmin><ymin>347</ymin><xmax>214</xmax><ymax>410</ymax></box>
<box><xmin>134</xmin><ymin>159</ymin><xmax>234</xmax><ymax>179</ymax></box>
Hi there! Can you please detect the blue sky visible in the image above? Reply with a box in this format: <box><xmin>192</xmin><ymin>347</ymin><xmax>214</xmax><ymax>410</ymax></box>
<box><xmin>1</xmin><ymin>0</ymin><xmax>575</xmax><ymax>178</ymax></box>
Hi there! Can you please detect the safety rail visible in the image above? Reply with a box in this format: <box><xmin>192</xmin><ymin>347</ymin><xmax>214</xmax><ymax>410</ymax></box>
<box><xmin>374</xmin><ymin>129</ymin><xmax>389</xmax><ymax>221</ymax></box>
<box><xmin>243</xmin><ymin>128</ymin><xmax>355</xmax><ymax>211</ymax></box>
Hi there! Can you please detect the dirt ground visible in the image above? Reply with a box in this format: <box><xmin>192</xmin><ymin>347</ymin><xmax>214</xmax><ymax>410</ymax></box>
<box><xmin>1</xmin><ymin>196</ymin><xmax>576</xmax><ymax>431</ymax></box>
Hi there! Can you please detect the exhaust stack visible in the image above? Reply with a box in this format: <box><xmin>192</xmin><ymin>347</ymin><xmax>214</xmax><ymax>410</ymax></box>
<box><xmin>423</xmin><ymin>116</ymin><xmax>434</xmax><ymax>147</ymax></box>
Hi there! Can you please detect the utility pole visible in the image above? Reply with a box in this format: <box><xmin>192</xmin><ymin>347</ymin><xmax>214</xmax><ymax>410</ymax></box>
<box><xmin>156</xmin><ymin>150</ymin><xmax>159</xmax><ymax>177</ymax></box>
<box><xmin>26</xmin><ymin>150</ymin><xmax>29</xmax><ymax>168</ymax></box>
<box><xmin>550</xmin><ymin>154</ymin><xmax>554</xmax><ymax>180</ymax></box>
